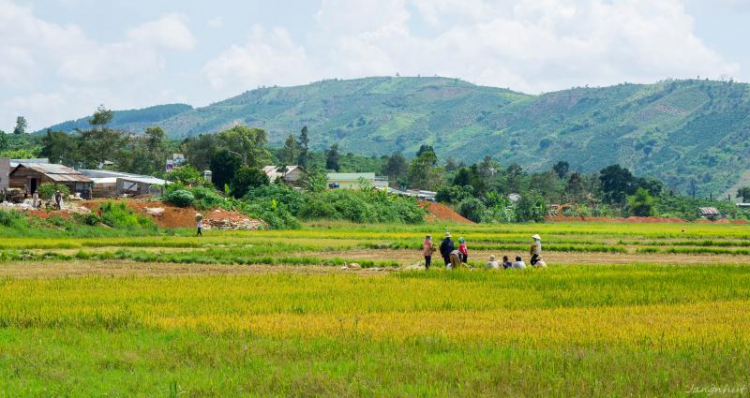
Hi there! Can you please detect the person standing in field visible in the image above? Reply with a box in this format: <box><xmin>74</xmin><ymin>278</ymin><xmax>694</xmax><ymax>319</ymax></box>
<box><xmin>458</xmin><ymin>237</ymin><xmax>469</xmax><ymax>264</ymax></box>
<box><xmin>530</xmin><ymin>234</ymin><xmax>542</xmax><ymax>266</ymax></box>
<box><xmin>196</xmin><ymin>213</ymin><xmax>204</xmax><ymax>237</ymax></box>
<box><xmin>422</xmin><ymin>235</ymin><xmax>436</xmax><ymax>269</ymax></box>
<box><xmin>54</xmin><ymin>190</ymin><xmax>63</xmax><ymax>210</ymax></box>
<box><xmin>440</xmin><ymin>232</ymin><xmax>454</xmax><ymax>267</ymax></box>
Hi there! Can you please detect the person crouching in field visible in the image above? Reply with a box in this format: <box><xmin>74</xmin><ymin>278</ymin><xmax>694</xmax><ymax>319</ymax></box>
<box><xmin>440</xmin><ymin>232</ymin><xmax>454</xmax><ymax>267</ymax></box>
<box><xmin>502</xmin><ymin>255</ymin><xmax>512</xmax><ymax>269</ymax></box>
<box><xmin>512</xmin><ymin>256</ymin><xmax>527</xmax><ymax>269</ymax></box>
<box><xmin>423</xmin><ymin>235</ymin><xmax>437</xmax><ymax>269</ymax></box>
<box><xmin>485</xmin><ymin>255</ymin><xmax>500</xmax><ymax>269</ymax></box>
<box><xmin>449</xmin><ymin>249</ymin><xmax>463</xmax><ymax>270</ymax></box>
<box><xmin>458</xmin><ymin>237</ymin><xmax>469</xmax><ymax>263</ymax></box>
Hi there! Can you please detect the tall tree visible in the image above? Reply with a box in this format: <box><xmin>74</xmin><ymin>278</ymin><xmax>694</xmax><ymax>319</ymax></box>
<box><xmin>505</xmin><ymin>164</ymin><xmax>526</xmax><ymax>193</ymax></box>
<box><xmin>210</xmin><ymin>149</ymin><xmax>243</xmax><ymax>191</ymax></box>
<box><xmin>13</xmin><ymin>116</ymin><xmax>27</xmax><ymax>135</ymax></box>
<box><xmin>144</xmin><ymin>126</ymin><xmax>168</xmax><ymax>174</ymax></box>
<box><xmin>216</xmin><ymin>125</ymin><xmax>270</xmax><ymax>167</ymax></box>
<box><xmin>231</xmin><ymin>166</ymin><xmax>269</xmax><ymax>198</ymax></box>
<box><xmin>599</xmin><ymin>164</ymin><xmax>636</xmax><ymax>204</ymax></box>
<box><xmin>40</xmin><ymin>130</ymin><xmax>77</xmax><ymax>165</ymax></box>
<box><xmin>297</xmin><ymin>126</ymin><xmax>310</xmax><ymax>169</ymax></box>
<box><xmin>89</xmin><ymin>105</ymin><xmax>114</xmax><ymax>127</ymax></box>
<box><xmin>381</xmin><ymin>151</ymin><xmax>408</xmax><ymax>182</ymax></box>
<box><xmin>279</xmin><ymin>134</ymin><xmax>300</xmax><ymax>165</ymax></box>
<box><xmin>552</xmin><ymin>161</ymin><xmax>570</xmax><ymax>178</ymax></box>
<box><xmin>737</xmin><ymin>187</ymin><xmax>750</xmax><ymax>202</ymax></box>
<box><xmin>0</xmin><ymin>130</ymin><xmax>6</xmax><ymax>151</ymax></box>
<box><xmin>182</xmin><ymin>134</ymin><xmax>216</xmax><ymax>171</ymax></box>
<box><xmin>407</xmin><ymin>148</ymin><xmax>443</xmax><ymax>190</ymax></box>
<box><xmin>77</xmin><ymin>105</ymin><xmax>125</xmax><ymax>168</ymax></box>
<box><xmin>325</xmin><ymin>144</ymin><xmax>341</xmax><ymax>171</ymax></box>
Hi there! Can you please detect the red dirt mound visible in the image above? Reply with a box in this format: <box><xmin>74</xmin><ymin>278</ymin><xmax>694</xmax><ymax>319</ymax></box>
<box><xmin>79</xmin><ymin>199</ymin><xmax>256</xmax><ymax>229</ymax></box>
<box><xmin>421</xmin><ymin>202</ymin><xmax>475</xmax><ymax>224</ymax></box>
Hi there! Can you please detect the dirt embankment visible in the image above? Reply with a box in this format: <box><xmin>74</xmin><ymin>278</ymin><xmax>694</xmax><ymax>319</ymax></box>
<box><xmin>80</xmin><ymin>199</ymin><xmax>258</xmax><ymax>229</ymax></box>
<box><xmin>421</xmin><ymin>202</ymin><xmax>475</xmax><ymax>224</ymax></box>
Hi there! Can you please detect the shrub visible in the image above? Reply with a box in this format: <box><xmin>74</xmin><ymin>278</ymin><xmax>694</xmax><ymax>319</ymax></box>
<box><xmin>72</xmin><ymin>213</ymin><xmax>101</xmax><ymax>226</ymax></box>
<box><xmin>99</xmin><ymin>201</ymin><xmax>154</xmax><ymax>228</ymax></box>
<box><xmin>37</xmin><ymin>183</ymin><xmax>71</xmax><ymax>201</ymax></box>
<box><xmin>164</xmin><ymin>190</ymin><xmax>195</xmax><ymax>208</ymax></box>
<box><xmin>191</xmin><ymin>187</ymin><xmax>224</xmax><ymax>210</ymax></box>
<box><xmin>0</xmin><ymin>209</ymin><xmax>25</xmax><ymax>228</ymax></box>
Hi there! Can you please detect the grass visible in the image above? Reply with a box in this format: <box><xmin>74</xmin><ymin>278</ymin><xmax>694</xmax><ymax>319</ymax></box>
<box><xmin>2</xmin><ymin>221</ymin><xmax>750</xmax><ymax>396</ymax></box>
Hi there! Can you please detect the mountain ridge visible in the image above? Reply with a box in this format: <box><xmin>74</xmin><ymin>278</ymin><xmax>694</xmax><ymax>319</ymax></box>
<box><xmin>37</xmin><ymin>76</ymin><xmax>750</xmax><ymax>196</ymax></box>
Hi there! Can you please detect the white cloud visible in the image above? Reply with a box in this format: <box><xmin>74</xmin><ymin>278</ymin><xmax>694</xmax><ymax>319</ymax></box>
<box><xmin>205</xmin><ymin>0</ymin><xmax>739</xmax><ymax>94</ymax></box>
<box><xmin>203</xmin><ymin>26</ymin><xmax>312</xmax><ymax>91</ymax></box>
<box><xmin>207</xmin><ymin>16</ymin><xmax>224</xmax><ymax>29</ymax></box>
<box><xmin>0</xmin><ymin>1</ymin><xmax>195</xmax><ymax>130</ymax></box>
<box><xmin>127</xmin><ymin>13</ymin><xmax>195</xmax><ymax>51</ymax></box>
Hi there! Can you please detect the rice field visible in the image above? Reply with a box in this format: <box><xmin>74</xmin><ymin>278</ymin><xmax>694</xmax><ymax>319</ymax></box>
<box><xmin>1</xmin><ymin>222</ymin><xmax>750</xmax><ymax>397</ymax></box>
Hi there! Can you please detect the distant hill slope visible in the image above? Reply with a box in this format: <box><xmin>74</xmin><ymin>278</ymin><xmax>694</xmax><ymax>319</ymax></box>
<box><xmin>40</xmin><ymin>77</ymin><xmax>750</xmax><ymax>195</ymax></box>
<box><xmin>37</xmin><ymin>103</ymin><xmax>193</xmax><ymax>134</ymax></box>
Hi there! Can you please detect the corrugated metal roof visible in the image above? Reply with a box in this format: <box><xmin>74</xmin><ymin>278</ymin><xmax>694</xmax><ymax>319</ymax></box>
<box><xmin>699</xmin><ymin>207</ymin><xmax>720</xmax><ymax>216</ymax></box>
<box><xmin>12</xmin><ymin>163</ymin><xmax>93</xmax><ymax>183</ymax></box>
<box><xmin>327</xmin><ymin>173</ymin><xmax>376</xmax><ymax>181</ymax></box>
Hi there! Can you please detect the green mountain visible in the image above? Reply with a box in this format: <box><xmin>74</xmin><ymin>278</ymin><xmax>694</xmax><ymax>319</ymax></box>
<box><xmin>38</xmin><ymin>103</ymin><xmax>193</xmax><ymax>134</ymax></box>
<box><xmin>41</xmin><ymin>77</ymin><xmax>750</xmax><ymax>196</ymax></box>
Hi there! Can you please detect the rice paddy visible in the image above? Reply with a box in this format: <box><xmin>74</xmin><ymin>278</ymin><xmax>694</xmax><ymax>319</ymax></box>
<box><xmin>1</xmin><ymin>221</ymin><xmax>750</xmax><ymax>397</ymax></box>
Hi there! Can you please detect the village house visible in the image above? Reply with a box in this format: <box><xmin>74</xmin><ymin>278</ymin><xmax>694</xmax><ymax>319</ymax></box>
<box><xmin>326</xmin><ymin>173</ymin><xmax>388</xmax><ymax>190</ymax></box>
<box><xmin>9</xmin><ymin>163</ymin><xmax>93</xmax><ymax>197</ymax></box>
<box><xmin>80</xmin><ymin>169</ymin><xmax>169</xmax><ymax>198</ymax></box>
<box><xmin>263</xmin><ymin>165</ymin><xmax>304</xmax><ymax>186</ymax></box>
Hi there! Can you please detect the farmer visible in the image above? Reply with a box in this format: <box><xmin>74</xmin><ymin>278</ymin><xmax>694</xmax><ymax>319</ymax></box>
<box><xmin>422</xmin><ymin>235</ymin><xmax>436</xmax><ymax>269</ymax></box>
<box><xmin>448</xmin><ymin>249</ymin><xmax>462</xmax><ymax>270</ymax></box>
<box><xmin>196</xmin><ymin>213</ymin><xmax>204</xmax><ymax>236</ymax></box>
<box><xmin>54</xmin><ymin>190</ymin><xmax>63</xmax><ymax>210</ymax></box>
<box><xmin>440</xmin><ymin>232</ymin><xmax>454</xmax><ymax>267</ymax></box>
<box><xmin>485</xmin><ymin>255</ymin><xmax>500</xmax><ymax>270</ymax></box>
<box><xmin>512</xmin><ymin>256</ymin><xmax>527</xmax><ymax>270</ymax></box>
<box><xmin>530</xmin><ymin>234</ymin><xmax>542</xmax><ymax>266</ymax></box>
<box><xmin>458</xmin><ymin>237</ymin><xmax>469</xmax><ymax>263</ymax></box>
<box><xmin>502</xmin><ymin>255</ymin><xmax>513</xmax><ymax>269</ymax></box>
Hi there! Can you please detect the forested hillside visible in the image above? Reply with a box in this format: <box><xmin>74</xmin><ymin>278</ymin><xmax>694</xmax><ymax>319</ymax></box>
<box><xmin>38</xmin><ymin>104</ymin><xmax>193</xmax><ymax>134</ymax></box>
<box><xmin>39</xmin><ymin>77</ymin><xmax>750</xmax><ymax>195</ymax></box>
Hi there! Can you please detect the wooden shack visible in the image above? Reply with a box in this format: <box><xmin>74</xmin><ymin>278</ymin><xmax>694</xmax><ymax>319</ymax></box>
<box><xmin>9</xmin><ymin>163</ymin><xmax>93</xmax><ymax>197</ymax></box>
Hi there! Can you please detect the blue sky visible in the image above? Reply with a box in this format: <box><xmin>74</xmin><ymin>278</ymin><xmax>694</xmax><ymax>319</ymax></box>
<box><xmin>1</xmin><ymin>0</ymin><xmax>750</xmax><ymax>132</ymax></box>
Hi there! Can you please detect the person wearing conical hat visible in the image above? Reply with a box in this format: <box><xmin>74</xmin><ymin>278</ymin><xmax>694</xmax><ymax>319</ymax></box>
<box><xmin>530</xmin><ymin>234</ymin><xmax>542</xmax><ymax>267</ymax></box>
<box><xmin>439</xmin><ymin>232</ymin><xmax>454</xmax><ymax>268</ymax></box>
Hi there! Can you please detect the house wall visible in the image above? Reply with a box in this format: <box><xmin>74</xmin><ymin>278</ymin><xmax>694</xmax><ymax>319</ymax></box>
<box><xmin>0</xmin><ymin>158</ymin><xmax>9</xmax><ymax>191</ymax></box>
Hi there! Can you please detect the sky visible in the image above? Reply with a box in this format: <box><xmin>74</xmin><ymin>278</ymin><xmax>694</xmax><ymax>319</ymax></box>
<box><xmin>1</xmin><ymin>0</ymin><xmax>750</xmax><ymax>132</ymax></box>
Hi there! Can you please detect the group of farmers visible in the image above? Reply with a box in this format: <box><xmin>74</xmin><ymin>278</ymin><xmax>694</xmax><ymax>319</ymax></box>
<box><xmin>422</xmin><ymin>233</ymin><xmax>547</xmax><ymax>270</ymax></box>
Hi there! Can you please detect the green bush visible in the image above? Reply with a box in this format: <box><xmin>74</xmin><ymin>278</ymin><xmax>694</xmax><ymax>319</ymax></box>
<box><xmin>0</xmin><ymin>210</ymin><xmax>25</xmax><ymax>228</ymax></box>
<box><xmin>99</xmin><ymin>201</ymin><xmax>154</xmax><ymax>229</ymax></box>
<box><xmin>72</xmin><ymin>213</ymin><xmax>101</xmax><ymax>226</ymax></box>
<box><xmin>191</xmin><ymin>187</ymin><xmax>224</xmax><ymax>210</ymax></box>
<box><xmin>37</xmin><ymin>183</ymin><xmax>71</xmax><ymax>201</ymax></box>
<box><xmin>164</xmin><ymin>190</ymin><xmax>195</xmax><ymax>208</ymax></box>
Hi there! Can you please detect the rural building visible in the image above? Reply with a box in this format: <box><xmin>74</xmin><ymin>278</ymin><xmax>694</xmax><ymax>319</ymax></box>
<box><xmin>9</xmin><ymin>163</ymin><xmax>93</xmax><ymax>197</ymax></box>
<box><xmin>263</xmin><ymin>165</ymin><xmax>304</xmax><ymax>185</ymax></box>
<box><xmin>380</xmin><ymin>187</ymin><xmax>435</xmax><ymax>201</ymax></box>
<box><xmin>80</xmin><ymin>170</ymin><xmax>169</xmax><ymax>198</ymax></box>
<box><xmin>327</xmin><ymin>173</ymin><xmax>388</xmax><ymax>190</ymax></box>
<box><xmin>0</xmin><ymin>158</ymin><xmax>9</xmax><ymax>191</ymax></box>
<box><xmin>699</xmin><ymin>207</ymin><xmax>721</xmax><ymax>220</ymax></box>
